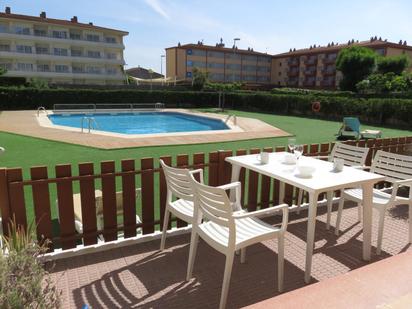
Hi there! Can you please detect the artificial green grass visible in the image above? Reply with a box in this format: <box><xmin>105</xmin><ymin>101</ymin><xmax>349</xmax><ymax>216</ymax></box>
<box><xmin>1</xmin><ymin>109</ymin><xmax>411</xmax><ymax>226</ymax></box>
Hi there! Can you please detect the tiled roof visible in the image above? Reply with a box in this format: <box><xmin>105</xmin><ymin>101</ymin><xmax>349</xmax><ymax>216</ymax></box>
<box><xmin>0</xmin><ymin>12</ymin><xmax>128</xmax><ymax>35</ymax></box>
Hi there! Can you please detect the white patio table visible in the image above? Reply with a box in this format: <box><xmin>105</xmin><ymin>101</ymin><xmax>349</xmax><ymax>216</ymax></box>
<box><xmin>225</xmin><ymin>152</ymin><xmax>385</xmax><ymax>283</ymax></box>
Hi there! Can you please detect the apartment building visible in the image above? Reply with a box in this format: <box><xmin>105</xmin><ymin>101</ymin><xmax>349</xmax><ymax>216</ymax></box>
<box><xmin>167</xmin><ymin>38</ymin><xmax>412</xmax><ymax>89</ymax></box>
<box><xmin>166</xmin><ymin>42</ymin><xmax>272</xmax><ymax>84</ymax></box>
<box><xmin>271</xmin><ymin>38</ymin><xmax>412</xmax><ymax>88</ymax></box>
<box><xmin>0</xmin><ymin>7</ymin><xmax>128</xmax><ymax>85</ymax></box>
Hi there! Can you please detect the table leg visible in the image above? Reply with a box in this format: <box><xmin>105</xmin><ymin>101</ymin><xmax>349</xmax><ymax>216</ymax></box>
<box><xmin>305</xmin><ymin>192</ymin><xmax>319</xmax><ymax>284</ymax></box>
<box><xmin>326</xmin><ymin>191</ymin><xmax>333</xmax><ymax>230</ymax></box>
<box><xmin>362</xmin><ymin>183</ymin><xmax>373</xmax><ymax>261</ymax></box>
<box><xmin>229</xmin><ymin>165</ymin><xmax>241</xmax><ymax>203</ymax></box>
<box><xmin>279</xmin><ymin>182</ymin><xmax>285</xmax><ymax>204</ymax></box>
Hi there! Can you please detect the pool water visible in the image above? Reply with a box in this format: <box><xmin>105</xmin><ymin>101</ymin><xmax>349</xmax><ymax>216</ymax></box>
<box><xmin>48</xmin><ymin>112</ymin><xmax>229</xmax><ymax>135</ymax></box>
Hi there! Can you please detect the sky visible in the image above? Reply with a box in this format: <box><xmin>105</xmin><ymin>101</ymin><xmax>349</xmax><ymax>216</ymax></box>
<box><xmin>3</xmin><ymin>0</ymin><xmax>412</xmax><ymax>73</ymax></box>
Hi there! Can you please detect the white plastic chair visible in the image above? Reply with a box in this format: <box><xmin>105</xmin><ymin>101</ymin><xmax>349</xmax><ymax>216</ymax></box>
<box><xmin>186</xmin><ymin>176</ymin><xmax>289</xmax><ymax>309</ymax></box>
<box><xmin>159</xmin><ymin>159</ymin><xmax>204</xmax><ymax>250</ymax></box>
<box><xmin>296</xmin><ymin>142</ymin><xmax>369</xmax><ymax>229</ymax></box>
<box><xmin>335</xmin><ymin>150</ymin><xmax>412</xmax><ymax>254</ymax></box>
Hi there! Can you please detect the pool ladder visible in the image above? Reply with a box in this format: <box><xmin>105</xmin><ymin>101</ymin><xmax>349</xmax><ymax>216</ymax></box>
<box><xmin>37</xmin><ymin>106</ymin><xmax>47</xmax><ymax>116</ymax></box>
<box><xmin>225</xmin><ymin>114</ymin><xmax>237</xmax><ymax>125</ymax></box>
<box><xmin>81</xmin><ymin>117</ymin><xmax>99</xmax><ymax>133</ymax></box>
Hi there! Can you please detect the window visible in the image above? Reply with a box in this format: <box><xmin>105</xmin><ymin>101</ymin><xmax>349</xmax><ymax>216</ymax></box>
<box><xmin>34</xmin><ymin>29</ymin><xmax>47</xmax><ymax>37</ymax></box>
<box><xmin>54</xmin><ymin>48</ymin><xmax>68</xmax><ymax>56</ymax></box>
<box><xmin>243</xmin><ymin>55</ymin><xmax>257</xmax><ymax>62</ymax></box>
<box><xmin>207</xmin><ymin>62</ymin><xmax>224</xmax><ymax>69</ymax></box>
<box><xmin>0</xmin><ymin>44</ymin><xmax>10</xmax><ymax>51</ymax></box>
<box><xmin>52</xmin><ymin>30</ymin><xmax>67</xmax><ymax>39</ymax></box>
<box><xmin>225</xmin><ymin>53</ymin><xmax>241</xmax><ymax>60</ymax></box>
<box><xmin>242</xmin><ymin>65</ymin><xmax>256</xmax><ymax>72</ymax></box>
<box><xmin>71</xmin><ymin>49</ymin><xmax>82</xmax><ymax>57</ymax></box>
<box><xmin>278</xmin><ymin>72</ymin><xmax>281</xmax><ymax>76</ymax></box>
<box><xmin>257</xmin><ymin>66</ymin><xmax>270</xmax><ymax>72</ymax></box>
<box><xmin>0</xmin><ymin>24</ymin><xmax>7</xmax><ymax>33</ymax></box>
<box><xmin>106</xmin><ymin>68</ymin><xmax>118</xmax><ymax>75</ymax></box>
<box><xmin>209</xmin><ymin>73</ymin><xmax>225</xmax><ymax>81</ymax></box>
<box><xmin>55</xmin><ymin>65</ymin><xmax>69</xmax><ymax>73</ymax></box>
<box><xmin>17</xmin><ymin>63</ymin><xmax>33</xmax><ymax>71</ymax></box>
<box><xmin>37</xmin><ymin>64</ymin><xmax>50</xmax><ymax>72</ymax></box>
<box><xmin>105</xmin><ymin>37</ymin><xmax>116</xmax><ymax>43</ymax></box>
<box><xmin>72</xmin><ymin>65</ymin><xmax>84</xmax><ymax>73</ymax></box>
<box><xmin>225</xmin><ymin>63</ymin><xmax>241</xmax><ymax>70</ymax></box>
<box><xmin>70</xmin><ymin>33</ymin><xmax>81</xmax><ymax>40</ymax></box>
<box><xmin>87</xmin><ymin>51</ymin><xmax>101</xmax><ymax>58</ymax></box>
<box><xmin>375</xmin><ymin>48</ymin><xmax>385</xmax><ymax>56</ymax></box>
<box><xmin>86</xmin><ymin>34</ymin><xmax>100</xmax><ymax>42</ymax></box>
<box><xmin>15</xmin><ymin>26</ymin><xmax>30</xmax><ymax>35</ymax></box>
<box><xmin>187</xmin><ymin>60</ymin><xmax>193</xmax><ymax>67</ymax></box>
<box><xmin>16</xmin><ymin>45</ymin><xmax>32</xmax><ymax>54</ymax></box>
<box><xmin>36</xmin><ymin>47</ymin><xmax>48</xmax><ymax>54</ymax></box>
<box><xmin>189</xmin><ymin>61</ymin><xmax>206</xmax><ymax>68</ymax></box>
<box><xmin>242</xmin><ymin>75</ymin><xmax>256</xmax><ymax>81</ymax></box>
<box><xmin>0</xmin><ymin>63</ymin><xmax>12</xmax><ymax>70</ymax></box>
<box><xmin>258</xmin><ymin>56</ymin><xmax>271</xmax><ymax>63</ymax></box>
<box><xmin>257</xmin><ymin>76</ymin><xmax>270</xmax><ymax>82</ymax></box>
<box><xmin>186</xmin><ymin>71</ymin><xmax>192</xmax><ymax>78</ymax></box>
<box><xmin>207</xmin><ymin>51</ymin><xmax>224</xmax><ymax>58</ymax></box>
<box><xmin>87</xmin><ymin>66</ymin><xmax>102</xmax><ymax>74</ymax></box>
<box><xmin>106</xmin><ymin>53</ymin><xmax>117</xmax><ymax>59</ymax></box>
<box><xmin>279</xmin><ymin>62</ymin><xmax>282</xmax><ymax>67</ymax></box>
<box><xmin>187</xmin><ymin>49</ymin><xmax>206</xmax><ymax>57</ymax></box>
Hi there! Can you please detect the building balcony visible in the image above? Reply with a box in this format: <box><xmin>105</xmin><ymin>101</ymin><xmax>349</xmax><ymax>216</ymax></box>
<box><xmin>304</xmin><ymin>69</ymin><xmax>316</xmax><ymax>76</ymax></box>
<box><xmin>303</xmin><ymin>80</ymin><xmax>316</xmax><ymax>87</ymax></box>
<box><xmin>5</xmin><ymin>69</ymin><xmax>125</xmax><ymax>80</ymax></box>
<box><xmin>323</xmin><ymin>57</ymin><xmax>336</xmax><ymax>65</ymax></box>
<box><xmin>287</xmin><ymin>58</ymin><xmax>299</xmax><ymax>66</ymax></box>
<box><xmin>321</xmin><ymin>69</ymin><xmax>336</xmax><ymax>76</ymax></box>
<box><xmin>320</xmin><ymin>79</ymin><xmax>336</xmax><ymax>87</ymax></box>
<box><xmin>287</xmin><ymin>70</ymin><xmax>299</xmax><ymax>77</ymax></box>
<box><xmin>0</xmin><ymin>49</ymin><xmax>125</xmax><ymax>65</ymax></box>
<box><xmin>0</xmin><ymin>29</ymin><xmax>125</xmax><ymax>49</ymax></box>
<box><xmin>304</xmin><ymin>58</ymin><xmax>317</xmax><ymax>65</ymax></box>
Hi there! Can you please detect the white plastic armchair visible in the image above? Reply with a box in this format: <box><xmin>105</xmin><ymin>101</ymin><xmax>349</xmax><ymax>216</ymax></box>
<box><xmin>159</xmin><ymin>159</ymin><xmax>204</xmax><ymax>250</ymax></box>
<box><xmin>187</xmin><ymin>175</ymin><xmax>288</xmax><ymax>309</ymax></box>
<box><xmin>296</xmin><ymin>143</ymin><xmax>370</xmax><ymax>229</ymax></box>
<box><xmin>335</xmin><ymin>150</ymin><xmax>412</xmax><ymax>255</ymax></box>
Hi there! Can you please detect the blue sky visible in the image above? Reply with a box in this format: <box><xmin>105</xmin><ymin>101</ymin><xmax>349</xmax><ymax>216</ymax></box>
<box><xmin>3</xmin><ymin>0</ymin><xmax>412</xmax><ymax>72</ymax></box>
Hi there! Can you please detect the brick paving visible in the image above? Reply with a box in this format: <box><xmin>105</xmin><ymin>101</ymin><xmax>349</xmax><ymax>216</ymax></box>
<box><xmin>49</xmin><ymin>202</ymin><xmax>411</xmax><ymax>308</ymax></box>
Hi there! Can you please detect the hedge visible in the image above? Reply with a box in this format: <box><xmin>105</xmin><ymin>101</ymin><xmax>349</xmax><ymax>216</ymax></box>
<box><xmin>0</xmin><ymin>87</ymin><xmax>411</xmax><ymax>129</ymax></box>
<box><xmin>0</xmin><ymin>77</ymin><xmax>26</xmax><ymax>87</ymax></box>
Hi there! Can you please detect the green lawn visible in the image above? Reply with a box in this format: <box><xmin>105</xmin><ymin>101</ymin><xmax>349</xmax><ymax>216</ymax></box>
<box><xmin>1</xmin><ymin>109</ymin><xmax>410</xmax><ymax>226</ymax></box>
<box><xmin>2</xmin><ymin>109</ymin><xmax>411</xmax><ymax>172</ymax></box>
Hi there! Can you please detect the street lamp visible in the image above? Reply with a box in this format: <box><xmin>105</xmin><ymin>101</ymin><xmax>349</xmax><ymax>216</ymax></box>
<box><xmin>160</xmin><ymin>55</ymin><xmax>165</xmax><ymax>85</ymax></box>
<box><xmin>232</xmin><ymin>38</ymin><xmax>240</xmax><ymax>82</ymax></box>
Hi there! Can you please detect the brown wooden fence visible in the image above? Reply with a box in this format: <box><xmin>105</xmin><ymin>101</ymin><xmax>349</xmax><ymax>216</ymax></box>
<box><xmin>0</xmin><ymin>136</ymin><xmax>411</xmax><ymax>252</ymax></box>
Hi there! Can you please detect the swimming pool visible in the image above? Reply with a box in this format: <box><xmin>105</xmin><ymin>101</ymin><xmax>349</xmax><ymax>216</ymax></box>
<box><xmin>48</xmin><ymin>112</ymin><xmax>229</xmax><ymax>135</ymax></box>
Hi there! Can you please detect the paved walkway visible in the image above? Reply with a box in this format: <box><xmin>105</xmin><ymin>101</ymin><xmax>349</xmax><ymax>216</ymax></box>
<box><xmin>0</xmin><ymin>110</ymin><xmax>289</xmax><ymax>149</ymax></box>
<box><xmin>49</xmin><ymin>201</ymin><xmax>411</xmax><ymax>308</ymax></box>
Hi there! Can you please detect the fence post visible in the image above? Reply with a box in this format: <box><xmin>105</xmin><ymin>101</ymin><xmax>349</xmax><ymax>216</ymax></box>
<box><xmin>218</xmin><ymin>150</ymin><xmax>233</xmax><ymax>186</ymax></box>
<box><xmin>141</xmin><ymin>158</ymin><xmax>155</xmax><ymax>234</ymax></box>
<box><xmin>0</xmin><ymin>169</ymin><xmax>10</xmax><ymax>237</ymax></box>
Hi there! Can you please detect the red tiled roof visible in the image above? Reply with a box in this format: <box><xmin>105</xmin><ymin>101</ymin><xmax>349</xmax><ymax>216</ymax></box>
<box><xmin>0</xmin><ymin>12</ymin><xmax>128</xmax><ymax>35</ymax></box>
<box><xmin>165</xmin><ymin>43</ymin><xmax>271</xmax><ymax>56</ymax></box>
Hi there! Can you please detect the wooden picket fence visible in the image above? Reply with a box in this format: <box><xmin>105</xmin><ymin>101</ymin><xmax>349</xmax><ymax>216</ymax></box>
<box><xmin>0</xmin><ymin>136</ymin><xmax>411</xmax><ymax>252</ymax></box>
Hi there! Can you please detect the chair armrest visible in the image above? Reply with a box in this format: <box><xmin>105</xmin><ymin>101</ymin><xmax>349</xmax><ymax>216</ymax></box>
<box><xmin>390</xmin><ymin>178</ymin><xmax>412</xmax><ymax>201</ymax></box>
<box><xmin>353</xmin><ymin>165</ymin><xmax>370</xmax><ymax>171</ymax></box>
<box><xmin>219</xmin><ymin>182</ymin><xmax>242</xmax><ymax>211</ymax></box>
<box><xmin>233</xmin><ymin>204</ymin><xmax>289</xmax><ymax>232</ymax></box>
<box><xmin>315</xmin><ymin>155</ymin><xmax>330</xmax><ymax>160</ymax></box>
<box><xmin>189</xmin><ymin>168</ymin><xmax>204</xmax><ymax>184</ymax></box>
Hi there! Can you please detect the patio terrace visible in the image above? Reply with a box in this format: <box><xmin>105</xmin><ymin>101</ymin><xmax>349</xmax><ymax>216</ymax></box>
<box><xmin>49</xmin><ymin>202</ymin><xmax>411</xmax><ymax>308</ymax></box>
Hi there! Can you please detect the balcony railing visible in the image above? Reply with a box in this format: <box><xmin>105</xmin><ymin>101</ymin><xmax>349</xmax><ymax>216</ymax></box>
<box><xmin>10</xmin><ymin>67</ymin><xmax>123</xmax><ymax>77</ymax></box>
<box><xmin>304</xmin><ymin>58</ymin><xmax>317</xmax><ymax>65</ymax></box>
<box><xmin>287</xmin><ymin>59</ymin><xmax>299</xmax><ymax>66</ymax></box>
<box><xmin>304</xmin><ymin>69</ymin><xmax>316</xmax><ymax>76</ymax></box>
<box><xmin>287</xmin><ymin>69</ymin><xmax>299</xmax><ymax>77</ymax></box>
<box><xmin>0</xmin><ymin>48</ymin><xmax>120</xmax><ymax>61</ymax></box>
<box><xmin>323</xmin><ymin>56</ymin><xmax>337</xmax><ymax>64</ymax></box>
<box><xmin>0</xmin><ymin>28</ymin><xmax>121</xmax><ymax>45</ymax></box>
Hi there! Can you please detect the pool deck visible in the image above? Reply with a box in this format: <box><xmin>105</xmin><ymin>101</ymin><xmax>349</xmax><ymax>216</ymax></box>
<box><xmin>0</xmin><ymin>110</ymin><xmax>290</xmax><ymax>149</ymax></box>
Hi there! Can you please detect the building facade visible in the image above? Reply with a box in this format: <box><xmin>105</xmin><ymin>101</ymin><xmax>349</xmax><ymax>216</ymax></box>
<box><xmin>166</xmin><ymin>43</ymin><xmax>272</xmax><ymax>84</ymax></box>
<box><xmin>167</xmin><ymin>39</ymin><xmax>412</xmax><ymax>89</ymax></box>
<box><xmin>0</xmin><ymin>7</ymin><xmax>128</xmax><ymax>85</ymax></box>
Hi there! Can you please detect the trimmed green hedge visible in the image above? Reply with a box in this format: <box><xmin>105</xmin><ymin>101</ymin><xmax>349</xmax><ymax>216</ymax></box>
<box><xmin>0</xmin><ymin>87</ymin><xmax>411</xmax><ymax>129</ymax></box>
<box><xmin>0</xmin><ymin>77</ymin><xmax>26</xmax><ymax>87</ymax></box>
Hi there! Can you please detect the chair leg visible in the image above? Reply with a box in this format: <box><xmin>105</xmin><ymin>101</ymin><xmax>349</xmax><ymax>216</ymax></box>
<box><xmin>357</xmin><ymin>202</ymin><xmax>362</xmax><ymax>222</ymax></box>
<box><xmin>277</xmin><ymin>234</ymin><xmax>285</xmax><ymax>293</ymax></box>
<box><xmin>240</xmin><ymin>247</ymin><xmax>246</xmax><ymax>264</ymax></box>
<box><xmin>326</xmin><ymin>191</ymin><xmax>333</xmax><ymax>230</ymax></box>
<box><xmin>376</xmin><ymin>209</ymin><xmax>385</xmax><ymax>255</ymax></box>
<box><xmin>186</xmin><ymin>229</ymin><xmax>199</xmax><ymax>281</ymax></box>
<box><xmin>160</xmin><ymin>207</ymin><xmax>170</xmax><ymax>251</ymax></box>
<box><xmin>297</xmin><ymin>189</ymin><xmax>303</xmax><ymax>215</ymax></box>
<box><xmin>219</xmin><ymin>251</ymin><xmax>235</xmax><ymax>309</ymax></box>
<box><xmin>335</xmin><ymin>196</ymin><xmax>345</xmax><ymax>236</ymax></box>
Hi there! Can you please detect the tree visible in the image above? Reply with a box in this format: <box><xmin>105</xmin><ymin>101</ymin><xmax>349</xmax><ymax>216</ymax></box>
<box><xmin>336</xmin><ymin>46</ymin><xmax>377</xmax><ymax>91</ymax></box>
<box><xmin>377</xmin><ymin>54</ymin><xmax>410</xmax><ymax>75</ymax></box>
<box><xmin>192</xmin><ymin>67</ymin><xmax>208</xmax><ymax>91</ymax></box>
<box><xmin>0</xmin><ymin>66</ymin><xmax>7</xmax><ymax>76</ymax></box>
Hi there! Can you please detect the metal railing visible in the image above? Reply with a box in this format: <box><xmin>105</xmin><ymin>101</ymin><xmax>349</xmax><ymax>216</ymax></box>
<box><xmin>53</xmin><ymin>103</ymin><xmax>166</xmax><ymax>113</ymax></box>
<box><xmin>81</xmin><ymin>117</ymin><xmax>99</xmax><ymax>133</ymax></box>
<box><xmin>37</xmin><ymin>106</ymin><xmax>47</xmax><ymax>116</ymax></box>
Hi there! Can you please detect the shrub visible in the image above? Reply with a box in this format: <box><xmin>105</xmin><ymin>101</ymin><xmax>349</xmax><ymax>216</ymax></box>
<box><xmin>192</xmin><ymin>67</ymin><xmax>208</xmax><ymax>91</ymax></box>
<box><xmin>0</xmin><ymin>76</ymin><xmax>26</xmax><ymax>87</ymax></box>
<box><xmin>336</xmin><ymin>46</ymin><xmax>377</xmax><ymax>91</ymax></box>
<box><xmin>377</xmin><ymin>54</ymin><xmax>410</xmax><ymax>75</ymax></box>
<box><xmin>0</xmin><ymin>219</ymin><xmax>61</xmax><ymax>308</ymax></box>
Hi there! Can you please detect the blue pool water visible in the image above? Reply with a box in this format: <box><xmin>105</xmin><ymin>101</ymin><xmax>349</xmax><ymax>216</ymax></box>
<box><xmin>48</xmin><ymin>112</ymin><xmax>229</xmax><ymax>135</ymax></box>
